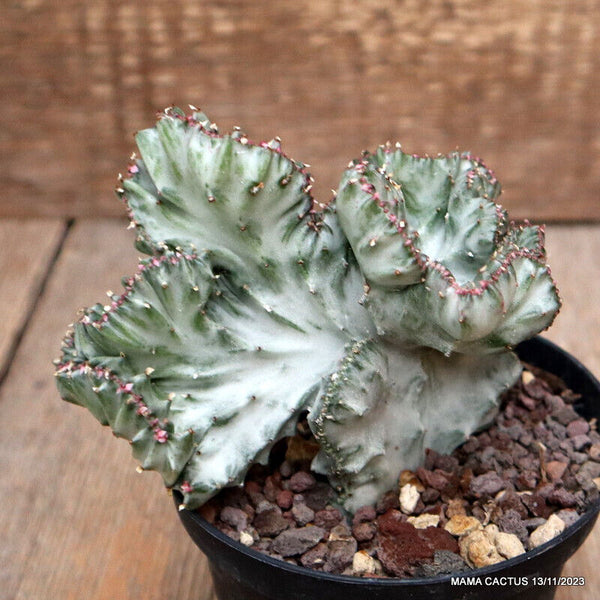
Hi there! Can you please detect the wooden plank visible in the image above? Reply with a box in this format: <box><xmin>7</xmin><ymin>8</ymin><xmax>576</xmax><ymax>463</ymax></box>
<box><xmin>527</xmin><ymin>225</ymin><xmax>600</xmax><ymax>600</ymax></box>
<box><xmin>0</xmin><ymin>220</ymin><xmax>216</xmax><ymax>600</ymax></box>
<box><xmin>2</xmin><ymin>1</ymin><xmax>600</xmax><ymax>221</ymax></box>
<box><xmin>0</xmin><ymin>219</ymin><xmax>65</xmax><ymax>379</ymax></box>
<box><xmin>0</xmin><ymin>221</ymin><xmax>598</xmax><ymax>599</ymax></box>
<box><xmin>544</xmin><ymin>225</ymin><xmax>600</xmax><ymax>377</ymax></box>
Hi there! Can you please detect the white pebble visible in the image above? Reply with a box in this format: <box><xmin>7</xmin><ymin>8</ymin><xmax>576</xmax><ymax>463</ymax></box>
<box><xmin>407</xmin><ymin>513</ymin><xmax>440</xmax><ymax>529</ymax></box>
<box><xmin>239</xmin><ymin>531</ymin><xmax>254</xmax><ymax>547</ymax></box>
<box><xmin>529</xmin><ymin>514</ymin><xmax>566</xmax><ymax>549</ymax></box>
<box><xmin>399</xmin><ymin>483</ymin><xmax>420</xmax><ymax>514</ymax></box>
<box><xmin>352</xmin><ymin>550</ymin><xmax>383</xmax><ymax>575</ymax></box>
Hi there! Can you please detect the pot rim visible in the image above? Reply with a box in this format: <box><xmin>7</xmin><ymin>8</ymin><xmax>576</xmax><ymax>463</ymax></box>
<box><xmin>176</xmin><ymin>335</ymin><xmax>600</xmax><ymax>586</ymax></box>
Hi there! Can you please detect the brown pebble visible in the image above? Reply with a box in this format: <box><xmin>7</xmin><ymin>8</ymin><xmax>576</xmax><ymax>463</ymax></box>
<box><xmin>521</xmin><ymin>493</ymin><xmax>553</xmax><ymax>518</ymax></box>
<box><xmin>545</xmin><ymin>460</ymin><xmax>568</xmax><ymax>482</ymax></box>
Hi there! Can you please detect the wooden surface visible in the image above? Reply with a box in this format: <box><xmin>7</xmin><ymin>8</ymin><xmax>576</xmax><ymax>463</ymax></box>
<box><xmin>2</xmin><ymin>1</ymin><xmax>600</xmax><ymax>221</ymax></box>
<box><xmin>0</xmin><ymin>218</ymin><xmax>597</xmax><ymax>599</ymax></box>
<box><xmin>0</xmin><ymin>220</ymin><xmax>66</xmax><ymax>382</ymax></box>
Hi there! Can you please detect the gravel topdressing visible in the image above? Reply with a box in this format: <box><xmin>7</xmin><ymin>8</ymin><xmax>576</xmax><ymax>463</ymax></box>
<box><xmin>197</xmin><ymin>366</ymin><xmax>600</xmax><ymax>578</ymax></box>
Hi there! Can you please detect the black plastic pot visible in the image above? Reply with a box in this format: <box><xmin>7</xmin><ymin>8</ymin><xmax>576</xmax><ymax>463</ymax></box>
<box><xmin>175</xmin><ymin>336</ymin><xmax>600</xmax><ymax>600</ymax></box>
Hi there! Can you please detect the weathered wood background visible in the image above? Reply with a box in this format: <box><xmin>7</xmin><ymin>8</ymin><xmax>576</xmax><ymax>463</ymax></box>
<box><xmin>2</xmin><ymin>0</ymin><xmax>599</xmax><ymax>220</ymax></box>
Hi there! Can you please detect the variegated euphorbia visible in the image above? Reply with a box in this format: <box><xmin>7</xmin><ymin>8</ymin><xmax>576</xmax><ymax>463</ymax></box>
<box><xmin>56</xmin><ymin>108</ymin><xmax>560</xmax><ymax>512</ymax></box>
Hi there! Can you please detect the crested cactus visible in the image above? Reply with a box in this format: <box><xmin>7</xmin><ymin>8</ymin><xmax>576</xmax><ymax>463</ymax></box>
<box><xmin>55</xmin><ymin>108</ymin><xmax>560</xmax><ymax>513</ymax></box>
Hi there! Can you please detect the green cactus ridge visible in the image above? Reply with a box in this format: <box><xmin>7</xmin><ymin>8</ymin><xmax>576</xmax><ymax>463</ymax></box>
<box><xmin>56</xmin><ymin>109</ymin><xmax>561</xmax><ymax>511</ymax></box>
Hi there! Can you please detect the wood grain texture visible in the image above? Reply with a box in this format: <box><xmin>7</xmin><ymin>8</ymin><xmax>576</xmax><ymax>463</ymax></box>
<box><xmin>0</xmin><ymin>219</ymin><xmax>65</xmax><ymax>379</ymax></box>
<box><xmin>0</xmin><ymin>220</ymin><xmax>598</xmax><ymax>599</ymax></box>
<box><xmin>544</xmin><ymin>225</ymin><xmax>600</xmax><ymax>599</ymax></box>
<box><xmin>0</xmin><ymin>220</ymin><xmax>216</xmax><ymax>600</ymax></box>
<box><xmin>2</xmin><ymin>1</ymin><xmax>600</xmax><ymax>221</ymax></box>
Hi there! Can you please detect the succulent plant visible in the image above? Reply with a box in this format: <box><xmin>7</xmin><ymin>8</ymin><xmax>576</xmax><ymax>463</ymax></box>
<box><xmin>55</xmin><ymin>108</ymin><xmax>560</xmax><ymax>513</ymax></box>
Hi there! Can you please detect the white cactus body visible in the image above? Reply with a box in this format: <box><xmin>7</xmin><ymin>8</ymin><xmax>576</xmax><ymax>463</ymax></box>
<box><xmin>56</xmin><ymin>110</ymin><xmax>561</xmax><ymax>511</ymax></box>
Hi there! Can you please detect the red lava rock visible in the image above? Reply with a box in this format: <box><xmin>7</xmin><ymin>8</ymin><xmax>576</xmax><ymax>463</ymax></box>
<box><xmin>515</xmin><ymin>470</ymin><xmax>539</xmax><ymax>490</ymax></box>
<box><xmin>324</xmin><ymin>538</ymin><xmax>358</xmax><ymax>573</ymax></box>
<box><xmin>220</xmin><ymin>506</ymin><xmax>249</xmax><ymax>531</ymax></box>
<box><xmin>417</xmin><ymin>468</ymin><xmax>451</xmax><ymax>492</ymax></box>
<box><xmin>314</xmin><ymin>508</ymin><xmax>343</xmax><ymax>531</ymax></box>
<box><xmin>571</xmin><ymin>434</ymin><xmax>592</xmax><ymax>451</ymax></box>
<box><xmin>524</xmin><ymin>378</ymin><xmax>551</xmax><ymax>400</ymax></box>
<box><xmin>421</xmin><ymin>487</ymin><xmax>441</xmax><ymax>503</ymax></box>
<box><xmin>253</xmin><ymin>503</ymin><xmax>291</xmax><ymax>537</ymax></box>
<box><xmin>418</xmin><ymin>526</ymin><xmax>459</xmax><ymax>554</ymax></box>
<box><xmin>244</xmin><ymin>480</ymin><xmax>266</xmax><ymax>507</ymax></box>
<box><xmin>208</xmin><ymin>366</ymin><xmax>599</xmax><ymax>579</ymax></box>
<box><xmin>198</xmin><ymin>501</ymin><xmax>218</xmax><ymax>524</ymax></box>
<box><xmin>376</xmin><ymin>511</ymin><xmax>458</xmax><ymax>577</ymax></box>
<box><xmin>497</xmin><ymin>489</ymin><xmax>528</xmax><ymax>519</ymax></box>
<box><xmin>302</xmin><ymin>482</ymin><xmax>335</xmax><ymax>511</ymax></box>
<box><xmin>567</xmin><ymin>419</ymin><xmax>590</xmax><ymax>438</ymax></box>
<box><xmin>469</xmin><ymin>472</ymin><xmax>506</xmax><ymax>498</ymax></box>
<box><xmin>352</xmin><ymin>521</ymin><xmax>377</xmax><ymax>542</ymax></box>
<box><xmin>276</xmin><ymin>489</ymin><xmax>294</xmax><ymax>510</ymax></box>
<box><xmin>518</xmin><ymin>392</ymin><xmax>537</xmax><ymax>411</ymax></box>
<box><xmin>521</xmin><ymin>493</ymin><xmax>553</xmax><ymax>518</ymax></box>
<box><xmin>545</xmin><ymin>460</ymin><xmax>568</xmax><ymax>482</ymax></box>
<box><xmin>289</xmin><ymin>471</ymin><xmax>317</xmax><ymax>493</ymax></box>
<box><xmin>376</xmin><ymin>490</ymin><xmax>400</xmax><ymax>514</ymax></box>
<box><xmin>497</xmin><ymin>509</ymin><xmax>529</xmax><ymax>545</ymax></box>
<box><xmin>271</xmin><ymin>526</ymin><xmax>326</xmax><ymax>557</ymax></box>
<box><xmin>244</xmin><ymin>481</ymin><xmax>262</xmax><ymax>496</ymax></box>
<box><xmin>555</xmin><ymin>406</ymin><xmax>579</xmax><ymax>426</ymax></box>
<box><xmin>353</xmin><ymin>505</ymin><xmax>377</xmax><ymax>525</ymax></box>
<box><xmin>264</xmin><ymin>475</ymin><xmax>281</xmax><ymax>502</ymax></box>
<box><xmin>461</xmin><ymin>437</ymin><xmax>479</xmax><ymax>454</ymax></box>
<box><xmin>434</xmin><ymin>454</ymin><xmax>460</xmax><ymax>474</ymax></box>
<box><xmin>279</xmin><ymin>460</ymin><xmax>293</xmax><ymax>478</ymax></box>
<box><xmin>377</xmin><ymin>524</ymin><xmax>433</xmax><ymax>576</ymax></box>
<box><xmin>292</xmin><ymin>499</ymin><xmax>315</xmax><ymax>526</ymax></box>
<box><xmin>547</xmin><ymin>487</ymin><xmax>578</xmax><ymax>508</ymax></box>
<box><xmin>300</xmin><ymin>542</ymin><xmax>328</xmax><ymax>569</ymax></box>
<box><xmin>456</xmin><ymin>467</ymin><xmax>472</xmax><ymax>492</ymax></box>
